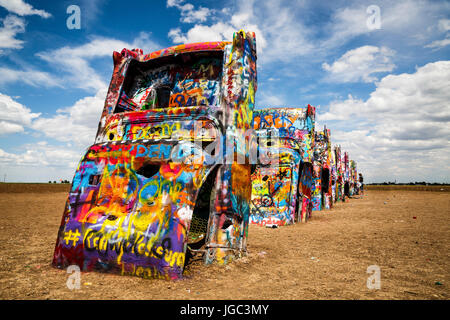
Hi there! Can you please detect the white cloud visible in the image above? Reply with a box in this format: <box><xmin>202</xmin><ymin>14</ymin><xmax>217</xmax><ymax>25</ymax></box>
<box><xmin>36</xmin><ymin>38</ymin><xmax>129</xmax><ymax>91</ymax></box>
<box><xmin>168</xmin><ymin>0</ymin><xmax>319</xmax><ymax>64</ymax></box>
<box><xmin>0</xmin><ymin>144</ymin><xmax>78</xmax><ymax>167</ymax></box>
<box><xmin>165</xmin><ymin>0</ymin><xmax>450</xmax><ymax>67</ymax></box>
<box><xmin>318</xmin><ymin>60</ymin><xmax>450</xmax><ymax>182</ymax></box>
<box><xmin>320</xmin><ymin>61</ymin><xmax>450</xmax><ymax>134</ymax></box>
<box><xmin>167</xmin><ymin>0</ymin><xmax>183</xmax><ymax>7</ymax></box>
<box><xmin>0</xmin><ymin>93</ymin><xmax>40</xmax><ymax>135</ymax></box>
<box><xmin>132</xmin><ymin>31</ymin><xmax>163</xmax><ymax>54</ymax></box>
<box><xmin>424</xmin><ymin>18</ymin><xmax>450</xmax><ymax>49</ymax></box>
<box><xmin>0</xmin><ymin>14</ymin><xmax>25</xmax><ymax>53</ymax></box>
<box><xmin>0</xmin><ymin>147</ymin><xmax>43</xmax><ymax>166</ymax></box>
<box><xmin>0</xmin><ymin>143</ymin><xmax>81</xmax><ymax>182</ymax></box>
<box><xmin>167</xmin><ymin>0</ymin><xmax>449</xmax><ymax>68</ymax></box>
<box><xmin>0</xmin><ymin>0</ymin><xmax>51</xmax><ymax>18</ymax></box>
<box><xmin>0</xmin><ymin>67</ymin><xmax>61</xmax><ymax>87</ymax></box>
<box><xmin>438</xmin><ymin>19</ymin><xmax>450</xmax><ymax>32</ymax></box>
<box><xmin>382</xmin><ymin>0</ymin><xmax>448</xmax><ymax>34</ymax></box>
<box><xmin>35</xmin><ymin>33</ymin><xmax>160</xmax><ymax>92</ymax></box>
<box><xmin>0</xmin><ymin>87</ymin><xmax>108</xmax><ymax>182</ymax></box>
<box><xmin>321</xmin><ymin>0</ymin><xmax>440</xmax><ymax>48</ymax></box>
<box><xmin>31</xmin><ymin>87</ymin><xmax>107</xmax><ymax>147</ymax></box>
<box><xmin>0</xmin><ymin>121</ymin><xmax>24</xmax><ymax>134</ymax></box>
<box><xmin>0</xmin><ymin>32</ymin><xmax>160</xmax><ymax>90</ymax></box>
<box><xmin>322</xmin><ymin>46</ymin><xmax>396</xmax><ymax>83</ymax></box>
<box><xmin>425</xmin><ymin>38</ymin><xmax>450</xmax><ymax>50</ymax></box>
<box><xmin>168</xmin><ymin>23</ymin><xmax>235</xmax><ymax>44</ymax></box>
<box><xmin>0</xmin><ymin>32</ymin><xmax>160</xmax><ymax>92</ymax></box>
<box><xmin>330</xmin><ymin>128</ymin><xmax>450</xmax><ymax>183</ymax></box>
<box><xmin>321</xmin><ymin>5</ymin><xmax>370</xmax><ymax>50</ymax></box>
<box><xmin>79</xmin><ymin>0</ymin><xmax>107</xmax><ymax>28</ymax></box>
<box><xmin>320</xmin><ymin>95</ymin><xmax>366</xmax><ymax>121</ymax></box>
<box><xmin>167</xmin><ymin>0</ymin><xmax>212</xmax><ymax>23</ymax></box>
<box><xmin>181</xmin><ymin>6</ymin><xmax>211</xmax><ymax>23</ymax></box>
<box><xmin>0</xmin><ymin>32</ymin><xmax>161</xmax><ymax>181</ymax></box>
<box><xmin>258</xmin><ymin>91</ymin><xmax>285</xmax><ymax>107</ymax></box>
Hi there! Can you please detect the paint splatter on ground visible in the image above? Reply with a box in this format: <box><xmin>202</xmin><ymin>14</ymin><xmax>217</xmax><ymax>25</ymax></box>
<box><xmin>0</xmin><ymin>187</ymin><xmax>448</xmax><ymax>299</ymax></box>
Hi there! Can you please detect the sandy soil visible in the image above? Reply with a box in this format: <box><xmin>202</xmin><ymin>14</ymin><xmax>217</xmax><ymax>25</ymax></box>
<box><xmin>0</xmin><ymin>188</ymin><xmax>448</xmax><ymax>300</ymax></box>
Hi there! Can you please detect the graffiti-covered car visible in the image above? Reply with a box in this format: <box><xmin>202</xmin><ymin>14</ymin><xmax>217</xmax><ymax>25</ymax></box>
<box><xmin>52</xmin><ymin>30</ymin><xmax>257</xmax><ymax>279</ymax></box>
<box><xmin>249</xmin><ymin>106</ymin><xmax>316</xmax><ymax>226</ymax></box>
<box><xmin>311</xmin><ymin>127</ymin><xmax>332</xmax><ymax>211</ymax></box>
<box><xmin>350</xmin><ymin>159</ymin><xmax>358</xmax><ymax>196</ymax></box>
<box><xmin>333</xmin><ymin>145</ymin><xmax>344</xmax><ymax>202</ymax></box>
<box><xmin>342</xmin><ymin>151</ymin><xmax>350</xmax><ymax>199</ymax></box>
<box><xmin>330</xmin><ymin>144</ymin><xmax>337</xmax><ymax>204</ymax></box>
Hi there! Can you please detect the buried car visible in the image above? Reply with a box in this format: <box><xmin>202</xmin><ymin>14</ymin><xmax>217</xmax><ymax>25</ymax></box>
<box><xmin>249</xmin><ymin>106</ymin><xmax>316</xmax><ymax>226</ymax></box>
<box><xmin>52</xmin><ymin>30</ymin><xmax>257</xmax><ymax>279</ymax></box>
<box><xmin>311</xmin><ymin>127</ymin><xmax>332</xmax><ymax>211</ymax></box>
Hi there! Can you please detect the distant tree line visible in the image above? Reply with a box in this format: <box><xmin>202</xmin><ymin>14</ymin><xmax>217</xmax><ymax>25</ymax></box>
<box><xmin>48</xmin><ymin>180</ymin><xmax>70</xmax><ymax>184</ymax></box>
<box><xmin>367</xmin><ymin>182</ymin><xmax>450</xmax><ymax>186</ymax></box>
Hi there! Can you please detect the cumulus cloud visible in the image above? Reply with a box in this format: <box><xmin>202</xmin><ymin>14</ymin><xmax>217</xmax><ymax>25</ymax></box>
<box><xmin>321</xmin><ymin>5</ymin><xmax>371</xmax><ymax>50</ymax></box>
<box><xmin>0</xmin><ymin>143</ymin><xmax>81</xmax><ymax>182</ymax></box>
<box><xmin>36</xmin><ymin>37</ymin><xmax>131</xmax><ymax>92</ymax></box>
<box><xmin>437</xmin><ymin>18</ymin><xmax>450</xmax><ymax>32</ymax></box>
<box><xmin>425</xmin><ymin>38</ymin><xmax>450</xmax><ymax>50</ymax></box>
<box><xmin>168</xmin><ymin>23</ymin><xmax>235</xmax><ymax>44</ymax></box>
<box><xmin>0</xmin><ymin>0</ymin><xmax>51</xmax><ymax>18</ymax></box>
<box><xmin>322</xmin><ymin>46</ymin><xmax>396</xmax><ymax>83</ymax></box>
<box><xmin>181</xmin><ymin>6</ymin><xmax>211</xmax><ymax>23</ymax></box>
<box><xmin>0</xmin><ymin>67</ymin><xmax>61</xmax><ymax>87</ymax></box>
<box><xmin>0</xmin><ymin>86</ymin><xmax>107</xmax><ymax>152</ymax></box>
<box><xmin>257</xmin><ymin>91</ymin><xmax>285</xmax><ymax>107</ymax></box>
<box><xmin>424</xmin><ymin>18</ymin><xmax>450</xmax><ymax>50</ymax></box>
<box><xmin>321</xmin><ymin>1</ymin><xmax>445</xmax><ymax>48</ymax></box>
<box><xmin>0</xmin><ymin>32</ymin><xmax>161</xmax><ymax>90</ymax></box>
<box><xmin>330</xmin><ymin>128</ymin><xmax>450</xmax><ymax>183</ymax></box>
<box><xmin>0</xmin><ymin>93</ymin><xmax>40</xmax><ymax>135</ymax></box>
<box><xmin>168</xmin><ymin>0</ymin><xmax>316</xmax><ymax>63</ymax></box>
<box><xmin>0</xmin><ymin>144</ymin><xmax>78</xmax><ymax>167</ymax></box>
<box><xmin>0</xmin><ymin>32</ymin><xmax>162</xmax><ymax>182</ymax></box>
<box><xmin>78</xmin><ymin>0</ymin><xmax>107</xmax><ymax>28</ymax></box>
<box><xmin>0</xmin><ymin>1</ymin><xmax>51</xmax><ymax>55</ymax></box>
<box><xmin>30</xmin><ymin>32</ymin><xmax>160</xmax><ymax>92</ymax></box>
<box><xmin>167</xmin><ymin>0</ymin><xmax>320</xmax><ymax>108</ymax></box>
<box><xmin>320</xmin><ymin>95</ymin><xmax>366</xmax><ymax>121</ymax></box>
<box><xmin>31</xmin><ymin>87</ymin><xmax>108</xmax><ymax>147</ymax></box>
<box><xmin>0</xmin><ymin>14</ymin><xmax>25</xmax><ymax>53</ymax></box>
<box><xmin>318</xmin><ymin>60</ymin><xmax>450</xmax><ymax>182</ymax></box>
<box><xmin>167</xmin><ymin>0</ymin><xmax>450</xmax><ymax>68</ymax></box>
<box><xmin>0</xmin><ymin>88</ymin><xmax>108</xmax><ymax>181</ymax></box>
<box><xmin>0</xmin><ymin>88</ymin><xmax>104</xmax><ymax>180</ymax></box>
<box><xmin>167</xmin><ymin>0</ymin><xmax>212</xmax><ymax>23</ymax></box>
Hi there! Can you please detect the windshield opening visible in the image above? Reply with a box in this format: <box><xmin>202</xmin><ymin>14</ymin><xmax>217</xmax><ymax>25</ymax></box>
<box><xmin>115</xmin><ymin>51</ymin><xmax>223</xmax><ymax>113</ymax></box>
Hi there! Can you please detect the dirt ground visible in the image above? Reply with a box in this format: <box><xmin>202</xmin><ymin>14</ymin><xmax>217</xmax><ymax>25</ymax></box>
<box><xmin>0</xmin><ymin>186</ymin><xmax>449</xmax><ymax>300</ymax></box>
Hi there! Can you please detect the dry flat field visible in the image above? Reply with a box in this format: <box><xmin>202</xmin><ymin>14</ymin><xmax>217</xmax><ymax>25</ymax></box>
<box><xmin>0</xmin><ymin>183</ymin><xmax>449</xmax><ymax>300</ymax></box>
<box><xmin>366</xmin><ymin>185</ymin><xmax>450</xmax><ymax>192</ymax></box>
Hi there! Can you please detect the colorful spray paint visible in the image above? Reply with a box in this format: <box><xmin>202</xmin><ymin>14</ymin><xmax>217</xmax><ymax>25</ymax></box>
<box><xmin>350</xmin><ymin>160</ymin><xmax>358</xmax><ymax>196</ymax></box>
<box><xmin>342</xmin><ymin>151</ymin><xmax>350</xmax><ymax>199</ymax></box>
<box><xmin>250</xmin><ymin>106</ymin><xmax>316</xmax><ymax>226</ymax></box>
<box><xmin>330</xmin><ymin>144</ymin><xmax>337</xmax><ymax>204</ymax></box>
<box><xmin>321</xmin><ymin>128</ymin><xmax>333</xmax><ymax>209</ymax></box>
<box><xmin>52</xmin><ymin>30</ymin><xmax>258</xmax><ymax>279</ymax></box>
<box><xmin>311</xmin><ymin>127</ymin><xmax>332</xmax><ymax>211</ymax></box>
<box><xmin>333</xmin><ymin>145</ymin><xmax>343</xmax><ymax>202</ymax></box>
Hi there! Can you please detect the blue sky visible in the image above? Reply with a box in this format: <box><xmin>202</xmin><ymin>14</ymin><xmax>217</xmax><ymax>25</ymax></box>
<box><xmin>0</xmin><ymin>0</ymin><xmax>449</xmax><ymax>183</ymax></box>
